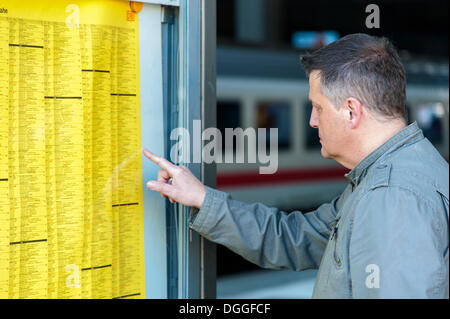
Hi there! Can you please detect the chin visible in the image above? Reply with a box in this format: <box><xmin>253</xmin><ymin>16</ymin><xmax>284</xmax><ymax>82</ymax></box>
<box><xmin>321</xmin><ymin>148</ymin><xmax>339</xmax><ymax>162</ymax></box>
<box><xmin>320</xmin><ymin>147</ymin><xmax>331</xmax><ymax>159</ymax></box>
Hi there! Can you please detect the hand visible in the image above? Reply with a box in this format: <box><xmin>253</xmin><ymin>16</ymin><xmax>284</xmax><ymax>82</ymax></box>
<box><xmin>143</xmin><ymin>148</ymin><xmax>206</xmax><ymax>209</ymax></box>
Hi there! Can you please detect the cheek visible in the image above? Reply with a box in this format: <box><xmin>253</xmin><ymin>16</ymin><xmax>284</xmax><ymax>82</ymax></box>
<box><xmin>322</xmin><ymin>117</ymin><xmax>340</xmax><ymax>146</ymax></box>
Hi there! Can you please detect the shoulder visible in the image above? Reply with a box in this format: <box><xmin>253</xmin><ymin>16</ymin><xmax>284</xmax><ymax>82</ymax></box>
<box><xmin>352</xmin><ymin>163</ymin><xmax>448</xmax><ymax>244</ymax></box>
<box><xmin>365</xmin><ymin>138</ymin><xmax>449</xmax><ymax>202</ymax></box>
<box><xmin>355</xmin><ymin>137</ymin><xmax>449</xmax><ymax>228</ymax></box>
<box><xmin>350</xmin><ymin>185</ymin><xmax>447</xmax><ymax>256</ymax></box>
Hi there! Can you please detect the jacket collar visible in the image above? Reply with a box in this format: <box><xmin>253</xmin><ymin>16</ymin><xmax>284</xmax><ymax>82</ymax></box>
<box><xmin>345</xmin><ymin>121</ymin><xmax>424</xmax><ymax>186</ymax></box>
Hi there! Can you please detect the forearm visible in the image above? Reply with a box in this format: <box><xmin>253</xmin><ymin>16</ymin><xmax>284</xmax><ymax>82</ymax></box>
<box><xmin>189</xmin><ymin>186</ymin><xmax>338</xmax><ymax>271</ymax></box>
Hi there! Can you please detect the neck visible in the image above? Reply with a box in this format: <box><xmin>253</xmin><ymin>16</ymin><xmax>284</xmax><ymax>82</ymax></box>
<box><xmin>339</xmin><ymin>118</ymin><xmax>407</xmax><ymax>170</ymax></box>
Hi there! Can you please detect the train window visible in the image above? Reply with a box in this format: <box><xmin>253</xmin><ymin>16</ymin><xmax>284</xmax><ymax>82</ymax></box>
<box><xmin>256</xmin><ymin>101</ymin><xmax>291</xmax><ymax>150</ymax></box>
<box><xmin>217</xmin><ymin>100</ymin><xmax>241</xmax><ymax>151</ymax></box>
<box><xmin>414</xmin><ymin>102</ymin><xmax>445</xmax><ymax>145</ymax></box>
<box><xmin>303</xmin><ymin>102</ymin><xmax>321</xmax><ymax>150</ymax></box>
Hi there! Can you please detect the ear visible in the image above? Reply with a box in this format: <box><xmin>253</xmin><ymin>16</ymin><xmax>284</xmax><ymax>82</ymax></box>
<box><xmin>342</xmin><ymin>97</ymin><xmax>363</xmax><ymax>129</ymax></box>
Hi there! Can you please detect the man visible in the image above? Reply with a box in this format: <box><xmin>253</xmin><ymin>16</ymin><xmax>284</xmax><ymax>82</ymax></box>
<box><xmin>144</xmin><ymin>34</ymin><xmax>449</xmax><ymax>298</ymax></box>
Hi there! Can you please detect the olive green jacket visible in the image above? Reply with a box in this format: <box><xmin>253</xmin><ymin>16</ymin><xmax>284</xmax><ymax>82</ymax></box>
<box><xmin>189</xmin><ymin>122</ymin><xmax>449</xmax><ymax>298</ymax></box>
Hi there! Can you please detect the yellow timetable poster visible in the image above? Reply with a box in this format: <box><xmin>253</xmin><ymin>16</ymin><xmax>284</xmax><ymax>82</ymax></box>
<box><xmin>0</xmin><ymin>0</ymin><xmax>145</xmax><ymax>298</ymax></box>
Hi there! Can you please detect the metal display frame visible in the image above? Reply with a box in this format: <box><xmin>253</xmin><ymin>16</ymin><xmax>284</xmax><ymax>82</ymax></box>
<box><xmin>157</xmin><ymin>0</ymin><xmax>216</xmax><ymax>299</ymax></box>
<box><xmin>174</xmin><ymin>0</ymin><xmax>217</xmax><ymax>299</ymax></box>
<box><xmin>140</xmin><ymin>0</ymin><xmax>180</xmax><ymax>6</ymax></box>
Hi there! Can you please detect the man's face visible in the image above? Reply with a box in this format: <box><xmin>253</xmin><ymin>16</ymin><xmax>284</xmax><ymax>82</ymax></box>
<box><xmin>308</xmin><ymin>71</ymin><xmax>347</xmax><ymax>160</ymax></box>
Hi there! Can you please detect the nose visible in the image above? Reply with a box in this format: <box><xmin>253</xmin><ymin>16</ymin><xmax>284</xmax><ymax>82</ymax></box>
<box><xmin>309</xmin><ymin>106</ymin><xmax>319</xmax><ymax>129</ymax></box>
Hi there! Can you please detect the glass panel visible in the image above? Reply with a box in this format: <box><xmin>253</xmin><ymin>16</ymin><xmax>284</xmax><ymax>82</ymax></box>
<box><xmin>303</xmin><ymin>101</ymin><xmax>321</xmax><ymax>150</ymax></box>
<box><xmin>414</xmin><ymin>102</ymin><xmax>445</xmax><ymax>145</ymax></box>
<box><xmin>256</xmin><ymin>101</ymin><xmax>291</xmax><ymax>150</ymax></box>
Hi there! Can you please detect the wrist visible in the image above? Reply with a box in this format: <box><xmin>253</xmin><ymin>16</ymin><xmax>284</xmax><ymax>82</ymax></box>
<box><xmin>196</xmin><ymin>185</ymin><xmax>206</xmax><ymax>209</ymax></box>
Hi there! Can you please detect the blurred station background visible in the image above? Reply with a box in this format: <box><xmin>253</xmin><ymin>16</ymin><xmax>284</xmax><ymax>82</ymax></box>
<box><xmin>213</xmin><ymin>0</ymin><xmax>449</xmax><ymax>298</ymax></box>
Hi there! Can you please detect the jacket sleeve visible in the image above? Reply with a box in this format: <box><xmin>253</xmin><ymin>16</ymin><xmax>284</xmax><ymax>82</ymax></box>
<box><xmin>349</xmin><ymin>186</ymin><xmax>449</xmax><ymax>298</ymax></box>
<box><xmin>188</xmin><ymin>186</ymin><xmax>340</xmax><ymax>271</ymax></box>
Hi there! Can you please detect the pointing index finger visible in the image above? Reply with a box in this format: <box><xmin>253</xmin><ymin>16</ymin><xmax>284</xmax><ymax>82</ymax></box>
<box><xmin>143</xmin><ymin>149</ymin><xmax>177</xmax><ymax>174</ymax></box>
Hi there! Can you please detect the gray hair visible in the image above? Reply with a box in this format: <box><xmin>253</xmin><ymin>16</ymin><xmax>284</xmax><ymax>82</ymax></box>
<box><xmin>300</xmin><ymin>33</ymin><xmax>407</xmax><ymax>122</ymax></box>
